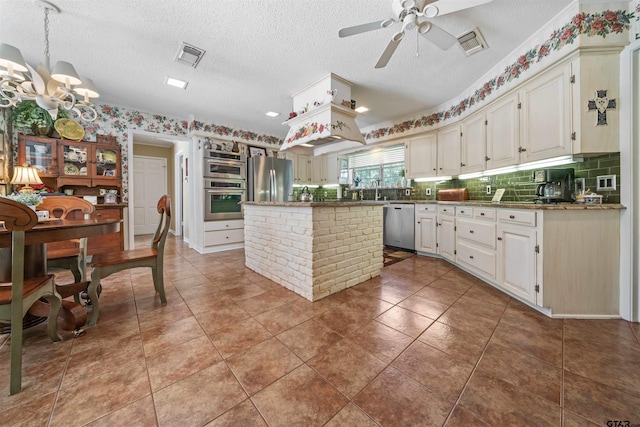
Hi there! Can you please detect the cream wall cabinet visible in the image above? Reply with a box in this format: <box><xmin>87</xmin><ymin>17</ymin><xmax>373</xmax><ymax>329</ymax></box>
<box><xmin>437</xmin><ymin>124</ymin><xmax>461</xmax><ymax>176</ymax></box>
<box><xmin>405</xmin><ymin>133</ymin><xmax>437</xmax><ymax>179</ymax></box>
<box><xmin>519</xmin><ymin>62</ymin><xmax>572</xmax><ymax>162</ymax></box>
<box><xmin>285</xmin><ymin>152</ymin><xmax>310</xmax><ymax>185</ymax></box>
<box><xmin>485</xmin><ymin>92</ymin><xmax>520</xmax><ymax>170</ymax></box>
<box><xmin>309</xmin><ymin>152</ymin><xmax>340</xmax><ymax>185</ymax></box>
<box><xmin>415</xmin><ymin>204</ymin><xmax>437</xmax><ymax>254</ymax></box>
<box><xmin>461</xmin><ymin>113</ymin><xmax>486</xmax><ymax>174</ymax></box>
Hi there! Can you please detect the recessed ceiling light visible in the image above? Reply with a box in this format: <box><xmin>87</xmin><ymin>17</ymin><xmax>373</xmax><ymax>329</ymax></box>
<box><xmin>355</xmin><ymin>106</ymin><xmax>369</xmax><ymax>113</ymax></box>
<box><xmin>265</xmin><ymin>111</ymin><xmax>280</xmax><ymax>117</ymax></box>
<box><xmin>166</xmin><ymin>77</ymin><xmax>188</xmax><ymax>89</ymax></box>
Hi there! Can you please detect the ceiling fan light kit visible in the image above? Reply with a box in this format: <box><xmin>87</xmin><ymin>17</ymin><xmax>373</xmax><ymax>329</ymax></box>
<box><xmin>339</xmin><ymin>0</ymin><xmax>493</xmax><ymax>68</ymax></box>
<box><xmin>0</xmin><ymin>0</ymin><xmax>99</xmax><ymax>121</ymax></box>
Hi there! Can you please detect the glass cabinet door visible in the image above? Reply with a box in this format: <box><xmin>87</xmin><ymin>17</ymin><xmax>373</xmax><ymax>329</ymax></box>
<box><xmin>95</xmin><ymin>146</ymin><xmax>120</xmax><ymax>178</ymax></box>
<box><xmin>60</xmin><ymin>143</ymin><xmax>89</xmax><ymax>177</ymax></box>
<box><xmin>18</xmin><ymin>135</ymin><xmax>58</xmax><ymax>177</ymax></box>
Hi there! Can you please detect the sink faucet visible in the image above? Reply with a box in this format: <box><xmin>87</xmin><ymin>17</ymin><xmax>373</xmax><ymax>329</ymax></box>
<box><xmin>372</xmin><ymin>179</ymin><xmax>380</xmax><ymax>200</ymax></box>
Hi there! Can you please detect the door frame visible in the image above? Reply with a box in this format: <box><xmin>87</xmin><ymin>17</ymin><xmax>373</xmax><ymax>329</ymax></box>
<box><xmin>174</xmin><ymin>150</ymin><xmax>184</xmax><ymax>236</ymax></box>
<box><xmin>127</xmin><ymin>131</ymin><xmax>189</xmax><ymax>249</ymax></box>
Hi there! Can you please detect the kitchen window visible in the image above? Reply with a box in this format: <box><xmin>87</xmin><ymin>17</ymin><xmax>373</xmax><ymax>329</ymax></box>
<box><xmin>348</xmin><ymin>144</ymin><xmax>405</xmax><ymax>187</ymax></box>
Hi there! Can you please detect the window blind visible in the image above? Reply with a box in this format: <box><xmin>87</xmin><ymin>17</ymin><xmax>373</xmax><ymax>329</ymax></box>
<box><xmin>348</xmin><ymin>144</ymin><xmax>404</xmax><ymax>168</ymax></box>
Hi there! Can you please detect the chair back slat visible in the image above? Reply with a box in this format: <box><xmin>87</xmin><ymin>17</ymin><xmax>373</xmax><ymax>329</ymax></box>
<box><xmin>0</xmin><ymin>198</ymin><xmax>38</xmax><ymax>231</ymax></box>
<box><xmin>37</xmin><ymin>196</ymin><xmax>95</xmax><ymax>219</ymax></box>
<box><xmin>152</xmin><ymin>195</ymin><xmax>171</xmax><ymax>250</ymax></box>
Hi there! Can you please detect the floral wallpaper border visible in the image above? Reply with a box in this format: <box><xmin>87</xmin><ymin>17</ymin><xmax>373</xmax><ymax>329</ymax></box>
<box><xmin>364</xmin><ymin>9</ymin><xmax>635</xmax><ymax>141</ymax></box>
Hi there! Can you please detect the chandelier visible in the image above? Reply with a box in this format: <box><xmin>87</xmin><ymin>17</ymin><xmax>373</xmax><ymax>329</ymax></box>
<box><xmin>0</xmin><ymin>0</ymin><xmax>99</xmax><ymax>121</ymax></box>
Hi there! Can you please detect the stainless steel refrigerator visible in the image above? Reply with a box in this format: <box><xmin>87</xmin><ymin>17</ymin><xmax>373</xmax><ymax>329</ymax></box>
<box><xmin>247</xmin><ymin>156</ymin><xmax>293</xmax><ymax>202</ymax></box>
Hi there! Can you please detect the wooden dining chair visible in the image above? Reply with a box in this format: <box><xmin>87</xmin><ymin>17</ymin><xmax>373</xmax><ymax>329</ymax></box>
<box><xmin>87</xmin><ymin>195</ymin><xmax>170</xmax><ymax>325</ymax></box>
<box><xmin>37</xmin><ymin>196</ymin><xmax>95</xmax><ymax>286</ymax></box>
<box><xmin>0</xmin><ymin>197</ymin><xmax>62</xmax><ymax>395</ymax></box>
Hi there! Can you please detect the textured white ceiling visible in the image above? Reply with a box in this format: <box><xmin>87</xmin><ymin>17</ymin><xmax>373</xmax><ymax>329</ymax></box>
<box><xmin>0</xmin><ymin>0</ymin><xmax>574</xmax><ymax>140</ymax></box>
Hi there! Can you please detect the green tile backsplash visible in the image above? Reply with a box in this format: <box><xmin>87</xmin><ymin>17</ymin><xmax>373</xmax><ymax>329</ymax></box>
<box><xmin>333</xmin><ymin>153</ymin><xmax>621</xmax><ymax>204</ymax></box>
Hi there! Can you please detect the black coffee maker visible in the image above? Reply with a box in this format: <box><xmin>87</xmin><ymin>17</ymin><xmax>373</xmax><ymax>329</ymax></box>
<box><xmin>532</xmin><ymin>168</ymin><xmax>575</xmax><ymax>203</ymax></box>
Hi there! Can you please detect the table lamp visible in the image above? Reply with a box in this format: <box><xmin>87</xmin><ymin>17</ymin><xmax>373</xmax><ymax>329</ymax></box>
<box><xmin>10</xmin><ymin>164</ymin><xmax>43</xmax><ymax>194</ymax></box>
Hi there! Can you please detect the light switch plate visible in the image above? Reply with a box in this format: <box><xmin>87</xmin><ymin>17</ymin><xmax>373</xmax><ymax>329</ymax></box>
<box><xmin>405</xmin><ymin>189</ymin><xmax>411</xmax><ymax>196</ymax></box>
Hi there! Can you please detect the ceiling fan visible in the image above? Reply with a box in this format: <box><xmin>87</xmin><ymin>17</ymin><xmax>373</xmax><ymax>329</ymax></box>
<box><xmin>338</xmin><ymin>0</ymin><xmax>492</xmax><ymax>68</ymax></box>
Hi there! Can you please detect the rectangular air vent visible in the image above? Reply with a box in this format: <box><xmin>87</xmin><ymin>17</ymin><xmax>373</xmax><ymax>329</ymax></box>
<box><xmin>175</xmin><ymin>43</ymin><xmax>206</xmax><ymax>68</ymax></box>
<box><xmin>457</xmin><ymin>27</ymin><xmax>488</xmax><ymax>56</ymax></box>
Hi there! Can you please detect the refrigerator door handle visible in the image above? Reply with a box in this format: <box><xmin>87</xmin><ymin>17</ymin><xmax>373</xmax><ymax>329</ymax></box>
<box><xmin>270</xmin><ymin>169</ymin><xmax>276</xmax><ymax>201</ymax></box>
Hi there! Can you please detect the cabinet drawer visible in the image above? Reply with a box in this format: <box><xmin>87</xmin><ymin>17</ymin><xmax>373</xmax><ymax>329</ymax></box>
<box><xmin>415</xmin><ymin>204</ymin><xmax>437</xmax><ymax>215</ymax></box>
<box><xmin>438</xmin><ymin>206</ymin><xmax>456</xmax><ymax>216</ymax></box>
<box><xmin>498</xmin><ymin>210</ymin><xmax>536</xmax><ymax>226</ymax></box>
<box><xmin>474</xmin><ymin>208</ymin><xmax>496</xmax><ymax>221</ymax></box>
<box><xmin>456</xmin><ymin>240</ymin><xmax>496</xmax><ymax>279</ymax></box>
<box><xmin>91</xmin><ymin>209</ymin><xmax>122</xmax><ymax>220</ymax></box>
<box><xmin>205</xmin><ymin>219</ymin><xmax>244</xmax><ymax>231</ymax></box>
<box><xmin>456</xmin><ymin>218</ymin><xmax>496</xmax><ymax>248</ymax></box>
<box><xmin>456</xmin><ymin>207</ymin><xmax>473</xmax><ymax>218</ymax></box>
<box><xmin>205</xmin><ymin>229</ymin><xmax>244</xmax><ymax>246</ymax></box>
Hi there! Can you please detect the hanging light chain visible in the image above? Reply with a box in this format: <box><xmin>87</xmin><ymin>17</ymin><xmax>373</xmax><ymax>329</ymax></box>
<box><xmin>43</xmin><ymin>6</ymin><xmax>51</xmax><ymax>68</ymax></box>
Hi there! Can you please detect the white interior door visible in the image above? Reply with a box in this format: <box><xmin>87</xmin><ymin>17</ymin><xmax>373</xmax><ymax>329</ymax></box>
<box><xmin>133</xmin><ymin>156</ymin><xmax>167</xmax><ymax>235</ymax></box>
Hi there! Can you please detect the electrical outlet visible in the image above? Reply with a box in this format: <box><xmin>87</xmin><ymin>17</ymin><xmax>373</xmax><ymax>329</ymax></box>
<box><xmin>405</xmin><ymin>189</ymin><xmax>411</xmax><ymax>196</ymax></box>
<box><xmin>596</xmin><ymin>174</ymin><xmax>616</xmax><ymax>191</ymax></box>
<box><xmin>426</xmin><ymin>188</ymin><xmax>431</xmax><ymax>196</ymax></box>
<box><xmin>486</xmin><ymin>185</ymin><xmax>491</xmax><ymax>194</ymax></box>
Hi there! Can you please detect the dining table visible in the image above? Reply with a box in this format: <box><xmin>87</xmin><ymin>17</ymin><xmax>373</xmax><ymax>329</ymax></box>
<box><xmin>0</xmin><ymin>217</ymin><xmax>121</xmax><ymax>331</ymax></box>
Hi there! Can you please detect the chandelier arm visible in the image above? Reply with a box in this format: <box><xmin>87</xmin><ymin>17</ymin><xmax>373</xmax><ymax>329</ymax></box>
<box><xmin>0</xmin><ymin>81</ymin><xmax>21</xmax><ymax>107</ymax></box>
<box><xmin>73</xmin><ymin>104</ymin><xmax>97</xmax><ymax>122</ymax></box>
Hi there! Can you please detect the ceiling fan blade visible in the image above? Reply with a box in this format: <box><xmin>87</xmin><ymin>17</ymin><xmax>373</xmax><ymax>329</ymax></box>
<box><xmin>423</xmin><ymin>0</ymin><xmax>492</xmax><ymax>18</ymax></box>
<box><xmin>375</xmin><ymin>32</ymin><xmax>405</xmax><ymax>69</ymax></box>
<box><xmin>418</xmin><ymin>22</ymin><xmax>458</xmax><ymax>50</ymax></box>
<box><xmin>339</xmin><ymin>19</ymin><xmax>394</xmax><ymax>38</ymax></box>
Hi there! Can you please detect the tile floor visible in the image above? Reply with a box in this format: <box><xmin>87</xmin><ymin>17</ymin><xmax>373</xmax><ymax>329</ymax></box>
<box><xmin>1</xmin><ymin>235</ymin><xmax>639</xmax><ymax>426</ymax></box>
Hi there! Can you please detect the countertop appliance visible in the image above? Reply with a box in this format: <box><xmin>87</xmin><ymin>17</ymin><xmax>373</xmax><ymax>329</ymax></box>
<box><xmin>533</xmin><ymin>168</ymin><xmax>575</xmax><ymax>203</ymax></box>
<box><xmin>248</xmin><ymin>156</ymin><xmax>293</xmax><ymax>202</ymax></box>
<box><xmin>383</xmin><ymin>204</ymin><xmax>415</xmax><ymax>251</ymax></box>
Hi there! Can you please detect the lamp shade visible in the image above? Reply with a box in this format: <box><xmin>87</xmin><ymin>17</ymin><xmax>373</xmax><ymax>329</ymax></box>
<box><xmin>11</xmin><ymin>165</ymin><xmax>43</xmax><ymax>185</ymax></box>
<box><xmin>51</xmin><ymin>60</ymin><xmax>82</xmax><ymax>86</ymax></box>
<box><xmin>75</xmin><ymin>76</ymin><xmax>99</xmax><ymax>98</ymax></box>
<box><xmin>0</xmin><ymin>43</ymin><xmax>28</xmax><ymax>73</ymax></box>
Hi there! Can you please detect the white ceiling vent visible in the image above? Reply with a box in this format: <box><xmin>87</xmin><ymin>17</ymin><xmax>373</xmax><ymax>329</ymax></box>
<box><xmin>175</xmin><ymin>43</ymin><xmax>206</xmax><ymax>68</ymax></box>
<box><xmin>457</xmin><ymin>28</ymin><xmax>488</xmax><ymax>56</ymax></box>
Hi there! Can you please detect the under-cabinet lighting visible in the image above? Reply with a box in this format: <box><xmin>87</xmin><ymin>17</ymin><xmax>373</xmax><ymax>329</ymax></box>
<box><xmin>321</xmin><ymin>184</ymin><xmax>340</xmax><ymax>188</ymax></box>
<box><xmin>265</xmin><ymin>111</ymin><xmax>280</xmax><ymax>117</ymax></box>
<box><xmin>293</xmin><ymin>184</ymin><xmax>319</xmax><ymax>188</ymax></box>
<box><xmin>355</xmin><ymin>106</ymin><xmax>369</xmax><ymax>113</ymax></box>
<box><xmin>458</xmin><ymin>156</ymin><xmax>577</xmax><ymax>180</ymax></box>
<box><xmin>166</xmin><ymin>77</ymin><xmax>188</xmax><ymax>89</ymax></box>
<box><xmin>414</xmin><ymin>176</ymin><xmax>453</xmax><ymax>182</ymax></box>
<box><xmin>298</xmin><ymin>144</ymin><xmax>314</xmax><ymax>147</ymax></box>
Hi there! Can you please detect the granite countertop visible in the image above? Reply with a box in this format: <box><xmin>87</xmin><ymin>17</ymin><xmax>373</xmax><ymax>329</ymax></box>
<box><xmin>244</xmin><ymin>200</ymin><xmax>625</xmax><ymax>210</ymax></box>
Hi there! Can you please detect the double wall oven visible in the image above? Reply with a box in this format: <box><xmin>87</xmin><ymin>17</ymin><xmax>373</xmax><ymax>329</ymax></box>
<box><xmin>203</xmin><ymin>149</ymin><xmax>246</xmax><ymax>221</ymax></box>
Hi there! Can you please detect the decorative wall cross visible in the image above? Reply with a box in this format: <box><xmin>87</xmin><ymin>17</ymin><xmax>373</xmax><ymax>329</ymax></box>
<box><xmin>587</xmin><ymin>90</ymin><xmax>616</xmax><ymax>126</ymax></box>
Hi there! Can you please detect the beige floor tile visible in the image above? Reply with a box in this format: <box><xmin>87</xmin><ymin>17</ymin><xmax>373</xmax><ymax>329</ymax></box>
<box><xmin>85</xmin><ymin>395</ymin><xmax>158</xmax><ymax>426</ymax></box>
<box><xmin>375</xmin><ymin>305</ymin><xmax>434</xmax><ymax>338</ymax></box>
<box><xmin>418</xmin><ymin>321</ymin><xmax>489</xmax><ymax>365</ymax></box>
<box><xmin>206</xmin><ymin>399</ymin><xmax>267</xmax><ymax>426</ymax></box>
<box><xmin>347</xmin><ymin>320</ymin><xmax>414</xmax><ymax>363</ymax></box>
<box><xmin>276</xmin><ymin>319</ymin><xmax>344</xmax><ymax>361</ymax></box>
<box><xmin>251</xmin><ymin>365</ymin><xmax>348</xmax><ymax>427</ymax></box>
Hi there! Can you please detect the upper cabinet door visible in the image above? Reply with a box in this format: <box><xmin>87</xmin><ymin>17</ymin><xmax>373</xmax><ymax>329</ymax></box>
<box><xmin>519</xmin><ymin>62</ymin><xmax>572</xmax><ymax>162</ymax></box>
<box><xmin>405</xmin><ymin>133</ymin><xmax>437</xmax><ymax>179</ymax></box>
<box><xmin>461</xmin><ymin>112</ymin><xmax>486</xmax><ymax>174</ymax></box>
<box><xmin>437</xmin><ymin>124</ymin><xmax>461</xmax><ymax>177</ymax></box>
<box><xmin>486</xmin><ymin>92</ymin><xmax>520</xmax><ymax>170</ymax></box>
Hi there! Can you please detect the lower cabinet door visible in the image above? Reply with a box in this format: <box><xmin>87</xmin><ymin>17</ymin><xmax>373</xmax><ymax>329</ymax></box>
<box><xmin>437</xmin><ymin>216</ymin><xmax>456</xmax><ymax>262</ymax></box>
<box><xmin>497</xmin><ymin>224</ymin><xmax>537</xmax><ymax>304</ymax></box>
<box><xmin>416</xmin><ymin>214</ymin><xmax>437</xmax><ymax>254</ymax></box>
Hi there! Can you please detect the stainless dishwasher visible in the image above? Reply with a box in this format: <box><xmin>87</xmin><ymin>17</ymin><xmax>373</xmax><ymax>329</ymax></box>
<box><xmin>383</xmin><ymin>204</ymin><xmax>415</xmax><ymax>251</ymax></box>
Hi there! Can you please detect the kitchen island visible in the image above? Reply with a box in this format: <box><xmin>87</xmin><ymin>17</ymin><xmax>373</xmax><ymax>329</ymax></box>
<box><xmin>243</xmin><ymin>201</ymin><xmax>383</xmax><ymax>301</ymax></box>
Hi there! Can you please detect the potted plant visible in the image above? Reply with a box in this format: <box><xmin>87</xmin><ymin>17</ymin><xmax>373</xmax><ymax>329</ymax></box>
<box><xmin>4</xmin><ymin>192</ymin><xmax>43</xmax><ymax>209</ymax></box>
<box><xmin>10</xmin><ymin>101</ymin><xmax>54</xmax><ymax>136</ymax></box>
